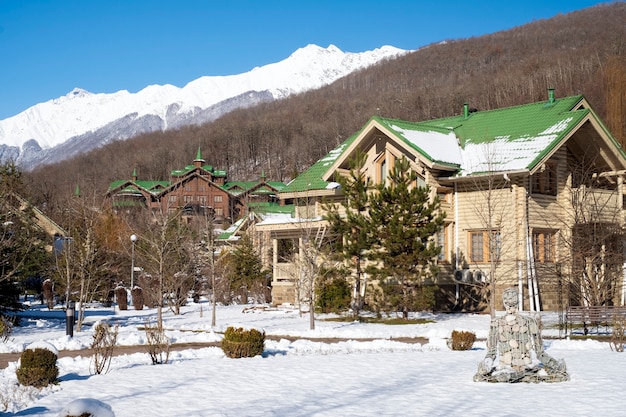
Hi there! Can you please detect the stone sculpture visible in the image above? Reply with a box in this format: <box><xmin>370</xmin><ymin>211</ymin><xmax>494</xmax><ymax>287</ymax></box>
<box><xmin>474</xmin><ymin>288</ymin><xmax>569</xmax><ymax>383</ymax></box>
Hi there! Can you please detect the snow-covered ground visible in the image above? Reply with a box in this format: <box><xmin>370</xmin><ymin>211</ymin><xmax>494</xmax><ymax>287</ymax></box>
<box><xmin>1</xmin><ymin>301</ymin><xmax>625</xmax><ymax>416</ymax></box>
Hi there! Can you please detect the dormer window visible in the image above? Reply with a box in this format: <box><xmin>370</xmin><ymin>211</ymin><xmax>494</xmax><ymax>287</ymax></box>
<box><xmin>532</xmin><ymin>161</ymin><xmax>557</xmax><ymax>196</ymax></box>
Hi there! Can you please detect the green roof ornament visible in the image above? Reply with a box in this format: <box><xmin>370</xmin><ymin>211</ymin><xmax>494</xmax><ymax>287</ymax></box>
<box><xmin>195</xmin><ymin>146</ymin><xmax>204</xmax><ymax>162</ymax></box>
<box><xmin>74</xmin><ymin>184</ymin><xmax>81</xmax><ymax>197</ymax></box>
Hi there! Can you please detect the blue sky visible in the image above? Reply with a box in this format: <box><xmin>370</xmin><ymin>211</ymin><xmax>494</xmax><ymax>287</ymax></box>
<box><xmin>0</xmin><ymin>0</ymin><xmax>614</xmax><ymax>119</ymax></box>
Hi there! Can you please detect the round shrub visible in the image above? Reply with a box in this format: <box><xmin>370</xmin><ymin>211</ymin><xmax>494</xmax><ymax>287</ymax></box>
<box><xmin>221</xmin><ymin>326</ymin><xmax>265</xmax><ymax>358</ymax></box>
<box><xmin>448</xmin><ymin>330</ymin><xmax>476</xmax><ymax>351</ymax></box>
<box><xmin>16</xmin><ymin>347</ymin><xmax>59</xmax><ymax>387</ymax></box>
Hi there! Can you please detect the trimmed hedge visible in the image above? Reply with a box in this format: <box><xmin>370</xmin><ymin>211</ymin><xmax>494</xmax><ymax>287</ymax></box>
<box><xmin>221</xmin><ymin>326</ymin><xmax>265</xmax><ymax>358</ymax></box>
<box><xmin>16</xmin><ymin>347</ymin><xmax>59</xmax><ymax>387</ymax></box>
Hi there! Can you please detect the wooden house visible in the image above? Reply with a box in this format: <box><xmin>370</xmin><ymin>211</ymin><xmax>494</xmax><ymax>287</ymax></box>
<box><xmin>255</xmin><ymin>90</ymin><xmax>626</xmax><ymax>312</ymax></box>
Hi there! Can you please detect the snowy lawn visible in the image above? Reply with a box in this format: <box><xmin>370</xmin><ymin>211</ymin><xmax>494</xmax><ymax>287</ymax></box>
<box><xmin>1</xmin><ymin>302</ymin><xmax>625</xmax><ymax>416</ymax></box>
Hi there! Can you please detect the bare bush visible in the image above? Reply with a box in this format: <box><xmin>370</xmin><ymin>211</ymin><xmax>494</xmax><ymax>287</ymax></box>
<box><xmin>447</xmin><ymin>330</ymin><xmax>477</xmax><ymax>351</ymax></box>
<box><xmin>144</xmin><ymin>321</ymin><xmax>170</xmax><ymax>365</ymax></box>
<box><xmin>610</xmin><ymin>315</ymin><xmax>625</xmax><ymax>352</ymax></box>
<box><xmin>90</xmin><ymin>322</ymin><xmax>118</xmax><ymax>375</ymax></box>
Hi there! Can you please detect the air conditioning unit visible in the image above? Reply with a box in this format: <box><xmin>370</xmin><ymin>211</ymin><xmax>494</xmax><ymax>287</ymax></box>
<box><xmin>473</xmin><ymin>270</ymin><xmax>488</xmax><ymax>284</ymax></box>
<box><xmin>454</xmin><ymin>269</ymin><xmax>473</xmax><ymax>283</ymax></box>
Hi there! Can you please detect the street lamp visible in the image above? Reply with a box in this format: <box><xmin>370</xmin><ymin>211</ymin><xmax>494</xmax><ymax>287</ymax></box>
<box><xmin>130</xmin><ymin>234</ymin><xmax>137</xmax><ymax>290</ymax></box>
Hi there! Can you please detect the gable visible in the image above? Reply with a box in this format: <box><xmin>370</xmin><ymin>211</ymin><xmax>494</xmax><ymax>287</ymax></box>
<box><xmin>282</xmin><ymin>93</ymin><xmax>626</xmax><ymax>194</ymax></box>
<box><xmin>159</xmin><ymin>174</ymin><xmax>231</xmax><ymax>197</ymax></box>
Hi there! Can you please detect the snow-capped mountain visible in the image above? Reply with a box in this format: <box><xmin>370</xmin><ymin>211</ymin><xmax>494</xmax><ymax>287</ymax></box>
<box><xmin>0</xmin><ymin>44</ymin><xmax>407</xmax><ymax>170</ymax></box>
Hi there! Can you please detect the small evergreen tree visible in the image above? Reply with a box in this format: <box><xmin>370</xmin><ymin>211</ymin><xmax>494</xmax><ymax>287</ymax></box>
<box><xmin>226</xmin><ymin>234</ymin><xmax>268</xmax><ymax>304</ymax></box>
<box><xmin>316</xmin><ymin>273</ymin><xmax>351</xmax><ymax>314</ymax></box>
<box><xmin>368</xmin><ymin>157</ymin><xmax>445</xmax><ymax>318</ymax></box>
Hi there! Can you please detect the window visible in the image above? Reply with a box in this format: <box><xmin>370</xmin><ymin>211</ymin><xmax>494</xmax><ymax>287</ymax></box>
<box><xmin>437</xmin><ymin>189</ymin><xmax>451</xmax><ymax>204</ymax></box>
<box><xmin>277</xmin><ymin>238</ymin><xmax>297</xmax><ymax>260</ymax></box>
<box><xmin>533</xmin><ymin>229</ymin><xmax>556</xmax><ymax>263</ymax></box>
<box><xmin>532</xmin><ymin>162</ymin><xmax>557</xmax><ymax>195</ymax></box>
<box><xmin>214</xmin><ymin>195</ymin><xmax>223</xmax><ymax>203</ymax></box>
<box><xmin>469</xmin><ymin>229</ymin><xmax>501</xmax><ymax>263</ymax></box>
<box><xmin>168</xmin><ymin>195</ymin><xmax>177</xmax><ymax>203</ymax></box>
<box><xmin>197</xmin><ymin>196</ymin><xmax>206</xmax><ymax>204</ymax></box>
<box><xmin>436</xmin><ymin>224</ymin><xmax>449</xmax><ymax>262</ymax></box>
<box><xmin>215</xmin><ymin>208</ymin><xmax>223</xmax><ymax>216</ymax></box>
<box><xmin>183</xmin><ymin>195</ymin><xmax>192</xmax><ymax>203</ymax></box>
<box><xmin>375</xmin><ymin>153</ymin><xmax>388</xmax><ymax>185</ymax></box>
<box><xmin>380</xmin><ymin>159</ymin><xmax>387</xmax><ymax>184</ymax></box>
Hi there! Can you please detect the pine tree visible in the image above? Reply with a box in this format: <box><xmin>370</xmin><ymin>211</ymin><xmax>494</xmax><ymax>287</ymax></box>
<box><xmin>368</xmin><ymin>157</ymin><xmax>445</xmax><ymax>318</ymax></box>
<box><xmin>227</xmin><ymin>234</ymin><xmax>268</xmax><ymax>304</ymax></box>
<box><xmin>323</xmin><ymin>150</ymin><xmax>374</xmax><ymax>316</ymax></box>
<box><xmin>0</xmin><ymin>162</ymin><xmax>51</xmax><ymax>314</ymax></box>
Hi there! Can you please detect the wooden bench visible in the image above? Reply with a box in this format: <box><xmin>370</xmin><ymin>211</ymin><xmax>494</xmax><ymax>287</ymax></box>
<box><xmin>565</xmin><ymin>305</ymin><xmax>626</xmax><ymax>335</ymax></box>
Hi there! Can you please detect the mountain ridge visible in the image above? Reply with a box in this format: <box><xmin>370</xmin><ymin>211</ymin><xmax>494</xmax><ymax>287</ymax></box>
<box><xmin>0</xmin><ymin>44</ymin><xmax>407</xmax><ymax>169</ymax></box>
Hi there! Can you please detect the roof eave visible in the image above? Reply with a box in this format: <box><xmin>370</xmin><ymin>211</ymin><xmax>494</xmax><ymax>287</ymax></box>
<box><xmin>439</xmin><ymin>169</ymin><xmax>530</xmax><ymax>183</ymax></box>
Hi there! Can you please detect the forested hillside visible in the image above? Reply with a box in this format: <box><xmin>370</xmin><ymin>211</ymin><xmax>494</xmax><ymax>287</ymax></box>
<box><xmin>24</xmin><ymin>2</ymin><xmax>626</xmax><ymax>218</ymax></box>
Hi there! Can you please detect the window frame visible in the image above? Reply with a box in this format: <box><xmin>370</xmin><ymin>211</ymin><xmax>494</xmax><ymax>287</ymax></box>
<box><xmin>532</xmin><ymin>229</ymin><xmax>556</xmax><ymax>263</ymax></box>
<box><xmin>436</xmin><ymin>224</ymin><xmax>450</xmax><ymax>263</ymax></box>
<box><xmin>468</xmin><ymin>229</ymin><xmax>501</xmax><ymax>263</ymax></box>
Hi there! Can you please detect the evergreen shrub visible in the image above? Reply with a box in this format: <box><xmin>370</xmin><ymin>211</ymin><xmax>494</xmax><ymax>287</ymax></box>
<box><xmin>221</xmin><ymin>326</ymin><xmax>265</xmax><ymax>358</ymax></box>
<box><xmin>316</xmin><ymin>277</ymin><xmax>351</xmax><ymax>313</ymax></box>
<box><xmin>448</xmin><ymin>330</ymin><xmax>476</xmax><ymax>351</ymax></box>
<box><xmin>16</xmin><ymin>348</ymin><xmax>59</xmax><ymax>387</ymax></box>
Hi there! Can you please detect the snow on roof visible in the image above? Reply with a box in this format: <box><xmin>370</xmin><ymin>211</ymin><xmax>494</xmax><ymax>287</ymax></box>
<box><xmin>256</xmin><ymin>212</ymin><xmax>322</xmax><ymax>226</ymax></box>
<box><xmin>320</xmin><ymin>143</ymin><xmax>349</xmax><ymax>167</ymax></box>
<box><xmin>387</xmin><ymin>124</ymin><xmax>461</xmax><ymax>165</ymax></box>
<box><xmin>460</xmin><ymin>134</ymin><xmax>555</xmax><ymax>175</ymax></box>
<box><xmin>459</xmin><ymin>116</ymin><xmax>574</xmax><ymax>175</ymax></box>
<box><xmin>389</xmin><ymin>116</ymin><xmax>576</xmax><ymax>175</ymax></box>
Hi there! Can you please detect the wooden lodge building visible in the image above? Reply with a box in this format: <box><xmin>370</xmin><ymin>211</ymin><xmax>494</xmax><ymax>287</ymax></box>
<box><xmin>106</xmin><ymin>148</ymin><xmax>285</xmax><ymax>225</ymax></box>
<box><xmin>254</xmin><ymin>90</ymin><xmax>626</xmax><ymax>312</ymax></box>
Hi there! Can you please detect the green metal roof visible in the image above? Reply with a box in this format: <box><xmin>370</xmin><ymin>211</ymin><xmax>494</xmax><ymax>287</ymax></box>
<box><xmin>223</xmin><ymin>181</ymin><xmax>286</xmax><ymax>196</ymax></box>
<box><xmin>282</xmin><ymin>94</ymin><xmax>622</xmax><ymax>188</ymax></box>
<box><xmin>248</xmin><ymin>202</ymin><xmax>295</xmax><ymax>215</ymax></box>
<box><xmin>171</xmin><ymin>165</ymin><xmax>225</xmax><ymax>177</ymax></box>
<box><xmin>280</xmin><ymin>130</ymin><xmax>361</xmax><ymax>193</ymax></box>
<box><xmin>108</xmin><ymin>179</ymin><xmax>171</xmax><ymax>195</ymax></box>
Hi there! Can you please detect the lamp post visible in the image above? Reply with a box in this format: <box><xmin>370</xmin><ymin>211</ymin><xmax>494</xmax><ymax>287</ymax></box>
<box><xmin>130</xmin><ymin>234</ymin><xmax>137</xmax><ymax>291</ymax></box>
